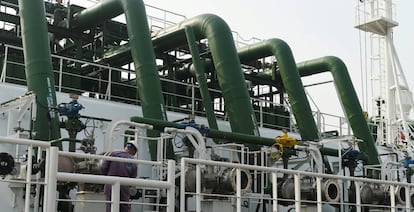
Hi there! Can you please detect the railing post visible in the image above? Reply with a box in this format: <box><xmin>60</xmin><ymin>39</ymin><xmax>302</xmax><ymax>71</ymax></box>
<box><xmin>106</xmin><ymin>67</ymin><xmax>112</xmax><ymax>100</ymax></box>
<box><xmin>294</xmin><ymin>174</ymin><xmax>301</xmax><ymax>211</ymax></box>
<box><xmin>58</xmin><ymin>58</ymin><xmax>63</xmax><ymax>92</ymax></box>
<box><xmin>47</xmin><ymin>147</ymin><xmax>59</xmax><ymax>212</ymax></box>
<box><xmin>259</xmin><ymin>100</ymin><xmax>263</xmax><ymax>127</ymax></box>
<box><xmin>355</xmin><ymin>181</ymin><xmax>361</xmax><ymax>212</ymax></box>
<box><xmin>111</xmin><ymin>182</ymin><xmax>120</xmax><ymax>212</ymax></box>
<box><xmin>0</xmin><ymin>45</ymin><xmax>8</xmax><ymax>82</ymax></box>
<box><xmin>316</xmin><ymin>177</ymin><xmax>322</xmax><ymax>212</ymax></box>
<box><xmin>180</xmin><ymin>158</ymin><xmax>186</xmax><ymax>212</ymax></box>
<box><xmin>406</xmin><ymin>185</ymin><xmax>411</xmax><ymax>211</ymax></box>
<box><xmin>24</xmin><ymin>145</ymin><xmax>33</xmax><ymax>212</ymax></box>
<box><xmin>196</xmin><ymin>164</ymin><xmax>201</xmax><ymax>212</ymax></box>
<box><xmin>390</xmin><ymin>185</ymin><xmax>395</xmax><ymax>212</ymax></box>
<box><xmin>271</xmin><ymin>171</ymin><xmax>278</xmax><ymax>212</ymax></box>
<box><xmin>166</xmin><ymin>160</ymin><xmax>175</xmax><ymax>212</ymax></box>
<box><xmin>236</xmin><ymin>168</ymin><xmax>241</xmax><ymax>212</ymax></box>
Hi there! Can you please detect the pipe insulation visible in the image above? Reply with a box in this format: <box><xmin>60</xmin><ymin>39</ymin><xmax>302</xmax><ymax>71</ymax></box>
<box><xmin>71</xmin><ymin>0</ymin><xmax>167</xmax><ymax>159</ymax></box>
<box><xmin>152</xmin><ymin>14</ymin><xmax>260</xmax><ymax>136</ymax></box>
<box><xmin>71</xmin><ymin>0</ymin><xmax>166</xmax><ymax>121</ymax></box>
<box><xmin>296</xmin><ymin>56</ymin><xmax>380</xmax><ymax>166</ymax></box>
<box><xmin>18</xmin><ymin>0</ymin><xmax>61</xmax><ymax>142</ymax></box>
<box><xmin>237</xmin><ymin>39</ymin><xmax>319</xmax><ymax>141</ymax></box>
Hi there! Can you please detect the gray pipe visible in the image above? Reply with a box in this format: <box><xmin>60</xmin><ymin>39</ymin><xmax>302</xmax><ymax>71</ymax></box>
<box><xmin>238</xmin><ymin>39</ymin><xmax>319</xmax><ymax>141</ymax></box>
<box><xmin>152</xmin><ymin>14</ymin><xmax>259</xmax><ymax>136</ymax></box>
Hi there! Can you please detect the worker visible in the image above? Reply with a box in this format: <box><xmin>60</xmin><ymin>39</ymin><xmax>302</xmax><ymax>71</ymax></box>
<box><xmin>101</xmin><ymin>140</ymin><xmax>138</xmax><ymax>212</ymax></box>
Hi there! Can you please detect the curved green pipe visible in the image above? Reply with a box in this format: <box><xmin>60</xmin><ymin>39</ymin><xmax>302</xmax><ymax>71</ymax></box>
<box><xmin>71</xmin><ymin>0</ymin><xmax>166</xmax><ymax>120</ymax></box>
<box><xmin>237</xmin><ymin>39</ymin><xmax>319</xmax><ymax>141</ymax></box>
<box><xmin>152</xmin><ymin>14</ymin><xmax>259</xmax><ymax>136</ymax></box>
<box><xmin>296</xmin><ymin>56</ymin><xmax>379</xmax><ymax>166</ymax></box>
<box><xmin>184</xmin><ymin>26</ymin><xmax>218</xmax><ymax>130</ymax></box>
<box><xmin>18</xmin><ymin>0</ymin><xmax>61</xmax><ymax>143</ymax></box>
<box><xmin>71</xmin><ymin>0</ymin><xmax>167</xmax><ymax>159</ymax></box>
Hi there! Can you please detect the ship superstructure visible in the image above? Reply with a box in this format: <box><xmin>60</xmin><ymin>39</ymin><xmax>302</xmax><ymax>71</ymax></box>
<box><xmin>0</xmin><ymin>0</ymin><xmax>413</xmax><ymax>211</ymax></box>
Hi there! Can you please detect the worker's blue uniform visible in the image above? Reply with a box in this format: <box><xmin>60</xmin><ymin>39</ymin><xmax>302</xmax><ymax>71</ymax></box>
<box><xmin>101</xmin><ymin>150</ymin><xmax>137</xmax><ymax>212</ymax></box>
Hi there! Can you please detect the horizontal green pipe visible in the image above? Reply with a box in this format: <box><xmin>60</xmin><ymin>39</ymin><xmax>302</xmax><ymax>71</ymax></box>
<box><xmin>130</xmin><ymin>116</ymin><xmax>338</xmax><ymax>157</ymax></box>
<box><xmin>152</xmin><ymin>14</ymin><xmax>259</xmax><ymax>136</ymax></box>
<box><xmin>18</xmin><ymin>0</ymin><xmax>61</xmax><ymax>142</ymax></box>
<box><xmin>296</xmin><ymin>56</ymin><xmax>379</xmax><ymax>166</ymax></box>
<box><xmin>238</xmin><ymin>39</ymin><xmax>319</xmax><ymax>141</ymax></box>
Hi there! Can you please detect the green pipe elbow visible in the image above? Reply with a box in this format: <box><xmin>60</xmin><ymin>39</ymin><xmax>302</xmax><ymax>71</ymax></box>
<box><xmin>297</xmin><ymin>56</ymin><xmax>379</xmax><ymax>166</ymax></box>
<box><xmin>153</xmin><ymin>14</ymin><xmax>259</xmax><ymax>136</ymax></box>
<box><xmin>238</xmin><ymin>39</ymin><xmax>319</xmax><ymax>141</ymax></box>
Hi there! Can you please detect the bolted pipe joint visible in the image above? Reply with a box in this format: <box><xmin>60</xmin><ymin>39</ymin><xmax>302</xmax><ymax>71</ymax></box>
<box><xmin>184</xmin><ymin>166</ymin><xmax>252</xmax><ymax>194</ymax></box>
<box><xmin>278</xmin><ymin>178</ymin><xmax>340</xmax><ymax>205</ymax></box>
<box><xmin>394</xmin><ymin>186</ymin><xmax>414</xmax><ymax>206</ymax></box>
<box><xmin>360</xmin><ymin>183</ymin><xmax>390</xmax><ymax>205</ymax></box>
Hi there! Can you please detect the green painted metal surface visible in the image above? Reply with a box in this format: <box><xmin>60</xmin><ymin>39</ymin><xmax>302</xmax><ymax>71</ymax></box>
<box><xmin>184</xmin><ymin>26</ymin><xmax>218</xmax><ymax>130</ymax></box>
<box><xmin>152</xmin><ymin>14</ymin><xmax>259</xmax><ymax>136</ymax></box>
<box><xmin>238</xmin><ymin>39</ymin><xmax>319</xmax><ymax>141</ymax></box>
<box><xmin>71</xmin><ymin>0</ymin><xmax>167</xmax><ymax>159</ymax></box>
<box><xmin>296</xmin><ymin>56</ymin><xmax>380</xmax><ymax>166</ymax></box>
<box><xmin>130</xmin><ymin>116</ymin><xmax>339</xmax><ymax>157</ymax></box>
<box><xmin>18</xmin><ymin>0</ymin><xmax>61</xmax><ymax>143</ymax></box>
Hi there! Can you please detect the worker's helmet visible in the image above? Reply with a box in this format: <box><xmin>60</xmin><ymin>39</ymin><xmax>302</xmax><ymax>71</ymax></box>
<box><xmin>126</xmin><ymin>140</ymin><xmax>138</xmax><ymax>152</ymax></box>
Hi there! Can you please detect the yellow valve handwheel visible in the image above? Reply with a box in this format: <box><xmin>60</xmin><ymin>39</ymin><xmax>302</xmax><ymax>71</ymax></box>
<box><xmin>270</xmin><ymin>143</ymin><xmax>283</xmax><ymax>160</ymax></box>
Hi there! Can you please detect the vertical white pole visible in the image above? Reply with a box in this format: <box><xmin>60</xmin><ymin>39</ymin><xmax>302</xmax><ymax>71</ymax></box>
<box><xmin>406</xmin><ymin>185</ymin><xmax>411</xmax><ymax>211</ymax></box>
<box><xmin>33</xmin><ymin>146</ymin><xmax>42</xmax><ymax>212</ymax></box>
<box><xmin>294</xmin><ymin>174</ymin><xmax>301</xmax><ymax>211</ymax></box>
<box><xmin>47</xmin><ymin>147</ymin><xmax>59</xmax><ymax>212</ymax></box>
<box><xmin>390</xmin><ymin>185</ymin><xmax>395</xmax><ymax>212</ymax></box>
<box><xmin>43</xmin><ymin>148</ymin><xmax>50</xmax><ymax>211</ymax></box>
<box><xmin>111</xmin><ymin>182</ymin><xmax>120</xmax><ymax>212</ymax></box>
<box><xmin>236</xmin><ymin>168</ymin><xmax>241</xmax><ymax>212</ymax></box>
<box><xmin>180</xmin><ymin>158</ymin><xmax>186</xmax><ymax>212</ymax></box>
<box><xmin>24</xmin><ymin>145</ymin><xmax>33</xmax><ymax>212</ymax></box>
<box><xmin>166</xmin><ymin>160</ymin><xmax>175</xmax><ymax>212</ymax></box>
<box><xmin>196</xmin><ymin>164</ymin><xmax>201</xmax><ymax>212</ymax></box>
<box><xmin>271</xmin><ymin>172</ymin><xmax>278</xmax><ymax>212</ymax></box>
<box><xmin>355</xmin><ymin>181</ymin><xmax>361</xmax><ymax>212</ymax></box>
<box><xmin>316</xmin><ymin>177</ymin><xmax>322</xmax><ymax>212</ymax></box>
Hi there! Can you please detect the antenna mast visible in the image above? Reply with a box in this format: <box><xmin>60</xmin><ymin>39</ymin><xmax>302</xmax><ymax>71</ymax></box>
<box><xmin>355</xmin><ymin>0</ymin><xmax>414</xmax><ymax>151</ymax></box>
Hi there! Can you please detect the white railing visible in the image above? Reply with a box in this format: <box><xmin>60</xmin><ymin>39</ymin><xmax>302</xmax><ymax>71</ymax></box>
<box><xmin>0</xmin><ymin>136</ymin><xmax>51</xmax><ymax>212</ymax></box>
<box><xmin>0</xmin><ymin>136</ymin><xmax>176</xmax><ymax>212</ymax></box>
<box><xmin>48</xmin><ymin>147</ymin><xmax>176</xmax><ymax>212</ymax></box>
<box><xmin>180</xmin><ymin>157</ymin><xmax>413</xmax><ymax>212</ymax></box>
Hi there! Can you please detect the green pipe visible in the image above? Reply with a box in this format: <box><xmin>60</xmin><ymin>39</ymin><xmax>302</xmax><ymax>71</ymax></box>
<box><xmin>71</xmin><ymin>0</ymin><xmax>167</xmax><ymax>159</ymax></box>
<box><xmin>184</xmin><ymin>26</ymin><xmax>218</xmax><ymax>130</ymax></box>
<box><xmin>71</xmin><ymin>0</ymin><xmax>166</xmax><ymax>120</ymax></box>
<box><xmin>237</xmin><ymin>39</ymin><xmax>319</xmax><ymax>141</ymax></box>
<box><xmin>18</xmin><ymin>0</ymin><xmax>61</xmax><ymax>143</ymax></box>
<box><xmin>130</xmin><ymin>116</ymin><xmax>339</xmax><ymax>157</ymax></box>
<box><xmin>296</xmin><ymin>56</ymin><xmax>380</xmax><ymax>166</ymax></box>
<box><xmin>152</xmin><ymin>14</ymin><xmax>259</xmax><ymax>137</ymax></box>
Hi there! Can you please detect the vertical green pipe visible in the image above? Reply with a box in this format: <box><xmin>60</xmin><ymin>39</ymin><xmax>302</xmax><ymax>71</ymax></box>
<box><xmin>152</xmin><ymin>14</ymin><xmax>259</xmax><ymax>136</ymax></box>
<box><xmin>184</xmin><ymin>26</ymin><xmax>218</xmax><ymax>130</ymax></box>
<box><xmin>18</xmin><ymin>0</ymin><xmax>61</xmax><ymax>143</ymax></box>
<box><xmin>296</xmin><ymin>56</ymin><xmax>380</xmax><ymax>166</ymax></box>
<box><xmin>237</xmin><ymin>39</ymin><xmax>319</xmax><ymax>141</ymax></box>
<box><xmin>71</xmin><ymin>0</ymin><xmax>167</xmax><ymax>159</ymax></box>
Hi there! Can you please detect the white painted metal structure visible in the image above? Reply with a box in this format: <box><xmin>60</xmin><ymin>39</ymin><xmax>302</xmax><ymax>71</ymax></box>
<box><xmin>355</xmin><ymin>0</ymin><xmax>414</xmax><ymax>151</ymax></box>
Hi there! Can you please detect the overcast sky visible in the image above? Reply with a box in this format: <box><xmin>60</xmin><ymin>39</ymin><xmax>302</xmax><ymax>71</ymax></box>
<box><xmin>73</xmin><ymin>0</ymin><xmax>414</xmax><ymax>117</ymax></box>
